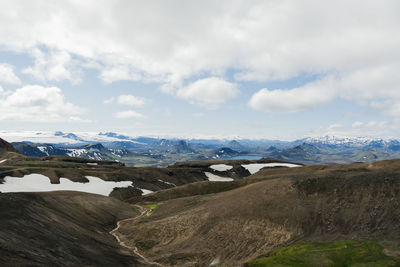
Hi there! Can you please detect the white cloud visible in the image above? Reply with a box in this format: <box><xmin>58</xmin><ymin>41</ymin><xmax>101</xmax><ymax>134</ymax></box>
<box><xmin>0</xmin><ymin>85</ymin><xmax>87</xmax><ymax>122</ymax></box>
<box><xmin>249</xmin><ymin>66</ymin><xmax>400</xmax><ymax>116</ymax></box>
<box><xmin>249</xmin><ymin>78</ymin><xmax>336</xmax><ymax>113</ymax></box>
<box><xmin>0</xmin><ymin>1</ymin><xmax>399</xmax><ymax>112</ymax></box>
<box><xmin>105</xmin><ymin>94</ymin><xmax>145</xmax><ymax>107</ymax></box>
<box><xmin>114</xmin><ymin>110</ymin><xmax>145</xmax><ymax>119</ymax></box>
<box><xmin>68</xmin><ymin>116</ymin><xmax>93</xmax><ymax>123</ymax></box>
<box><xmin>22</xmin><ymin>48</ymin><xmax>82</xmax><ymax>83</ymax></box>
<box><xmin>99</xmin><ymin>65</ymin><xmax>141</xmax><ymax>84</ymax></box>
<box><xmin>335</xmin><ymin>64</ymin><xmax>400</xmax><ymax>116</ymax></box>
<box><xmin>0</xmin><ymin>63</ymin><xmax>21</xmax><ymax>84</ymax></box>
<box><xmin>177</xmin><ymin>77</ymin><xmax>238</xmax><ymax>108</ymax></box>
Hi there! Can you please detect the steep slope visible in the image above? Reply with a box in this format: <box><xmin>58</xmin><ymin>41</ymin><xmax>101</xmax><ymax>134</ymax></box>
<box><xmin>170</xmin><ymin>140</ymin><xmax>195</xmax><ymax>153</ymax></box>
<box><xmin>226</xmin><ymin>140</ymin><xmax>245</xmax><ymax>151</ymax></box>
<box><xmin>0</xmin><ymin>191</ymin><xmax>143</xmax><ymax>266</ymax></box>
<box><xmin>0</xmin><ymin>138</ymin><xmax>18</xmax><ymax>156</ymax></box>
<box><xmin>12</xmin><ymin>142</ymin><xmax>116</xmax><ymax>161</ymax></box>
<box><xmin>269</xmin><ymin>143</ymin><xmax>321</xmax><ymax>162</ymax></box>
<box><xmin>116</xmin><ymin>159</ymin><xmax>400</xmax><ymax>266</ymax></box>
<box><xmin>212</xmin><ymin>147</ymin><xmax>239</xmax><ymax>158</ymax></box>
<box><xmin>82</xmin><ymin>142</ymin><xmax>108</xmax><ymax>151</ymax></box>
<box><xmin>12</xmin><ymin>142</ymin><xmax>48</xmax><ymax>157</ymax></box>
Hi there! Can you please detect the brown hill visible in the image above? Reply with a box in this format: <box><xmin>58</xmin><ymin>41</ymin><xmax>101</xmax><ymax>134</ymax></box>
<box><xmin>0</xmin><ymin>138</ymin><xmax>18</xmax><ymax>155</ymax></box>
<box><xmin>0</xmin><ymin>155</ymin><xmax>252</xmax><ymax>266</ymax></box>
<box><xmin>116</xmin><ymin>159</ymin><xmax>400</xmax><ymax>266</ymax></box>
<box><xmin>2</xmin><ymin>155</ymin><xmax>400</xmax><ymax>266</ymax></box>
<box><xmin>0</xmin><ymin>156</ymin><xmax>258</xmax><ymax>201</ymax></box>
<box><xmin>0</xmin><ymin>191</ymin><xmax>145</xmax><ymax>266</ymax></box>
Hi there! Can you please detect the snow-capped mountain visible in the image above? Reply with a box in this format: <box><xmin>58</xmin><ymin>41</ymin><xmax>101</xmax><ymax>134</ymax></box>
<box><xmin>302</xmin><ymin>136</ymin><xmax>391</xmax><ymax>147</ymax></box>
<box><xmin>11</xmin><ymin>141</ymin><xmax>133</xmax><ymax>161</ymax></box>
<box><xmin>4</xmin><ymin>131</ymin><xmax>400</xmax><ymax>166</ymax></box>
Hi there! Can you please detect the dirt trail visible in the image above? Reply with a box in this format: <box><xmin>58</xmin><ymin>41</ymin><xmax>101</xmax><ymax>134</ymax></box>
<box><xmin>110</xmin><ymin>204</ymin><xmax>163</xmax><ymax>266</ymax></box>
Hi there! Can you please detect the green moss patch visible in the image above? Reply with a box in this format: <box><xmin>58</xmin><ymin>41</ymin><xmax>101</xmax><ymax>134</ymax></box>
<box><xmin>246</xmin><ymin>240</ymin><xmax>400</xmax><ymax>267</ymax></box>
<box><xmin>144</xmin><ymin>202</ymin><xmax>164</xmax><ymax>216</ymax></box>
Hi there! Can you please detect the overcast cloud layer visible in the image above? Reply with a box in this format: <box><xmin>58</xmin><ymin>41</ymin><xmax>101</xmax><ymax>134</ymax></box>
<box><xmin>0</xmin><ymin>0</ymin><xmax>399</xmax><ymax>138</ymax></box>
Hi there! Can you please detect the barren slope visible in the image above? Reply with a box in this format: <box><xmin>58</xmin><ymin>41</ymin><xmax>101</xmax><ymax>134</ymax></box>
<box><xmin>0</xmin><ymin>191</ymin><xmax>144</xmax><ymax>266</ymax></box>
<box><xmin>117</xmin><ymin>159</ymin><xmax>400</xmax><ymax>266</ymax></box>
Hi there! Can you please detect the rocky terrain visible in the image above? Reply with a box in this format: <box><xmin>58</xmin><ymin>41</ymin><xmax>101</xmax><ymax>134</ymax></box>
<box><xmin>1</xmin><ymin>137</ymin><xmax>400</xmax><ymax>266</ymax></box>
<box><xmin>118</xmin><ymin>160</ymin><xmax>400</xmax><ymax>266</ymax></box>
<box><xmin>0</xmin><ymin>191</ymin><xmax>144</xmax><ymax>266</ymax></box>
<box><xmin>0</xmin><ymin>138</ymin><xmax>18</xmax><ymax>155</ymax></box>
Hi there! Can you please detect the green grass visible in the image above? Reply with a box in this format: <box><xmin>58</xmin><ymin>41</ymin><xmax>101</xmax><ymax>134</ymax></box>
<box><xmin>246</xmin><ymin>240</ymin><xmax>400</xmax><ymax>267</ymax></box>
<box><xmin>144</xmin><ymin>202</ymin><xmax>164</xmax><ymax>216</ymax></box>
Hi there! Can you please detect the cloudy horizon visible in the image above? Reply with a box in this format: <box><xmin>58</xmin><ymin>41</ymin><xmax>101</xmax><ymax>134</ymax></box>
<box><xmin>1</xmin><ymin>0</ymin><xmax>400</xmax><ymax>140</ymax></box>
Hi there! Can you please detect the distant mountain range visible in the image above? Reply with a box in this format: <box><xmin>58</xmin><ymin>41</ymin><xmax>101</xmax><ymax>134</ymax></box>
<box><xmin>3</xmin><ymin>131</ymin><xmax>400</xmax><ymax>166</ymax></box>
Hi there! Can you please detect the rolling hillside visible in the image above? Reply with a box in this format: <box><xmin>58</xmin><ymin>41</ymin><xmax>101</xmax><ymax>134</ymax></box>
<box><xmin>0</xmin><ymin>191</ymin><xmax>143</xmax><ymax>266</ymax></box>
<box><xmin>116</xmin><ymin>160</ymin><xmax>400</xmax><ymax>266</ymax></box>
<box><xmin>2</xmin><ymin>135</ymin><xmax>400</xmax><ymax>266</ymax></box>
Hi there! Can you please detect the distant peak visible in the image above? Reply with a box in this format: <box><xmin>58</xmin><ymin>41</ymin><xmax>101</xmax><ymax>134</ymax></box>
<box><xmin>82</xmin><ymin>143</ymin><xmax>106</xmax><ymax>151</ymax></box>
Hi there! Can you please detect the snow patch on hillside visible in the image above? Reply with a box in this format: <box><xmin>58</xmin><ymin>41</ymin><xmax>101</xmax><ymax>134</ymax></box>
<box><xmin>139</xmin><ymin>188</ymin><xmax>154</xmax><ymax>195</ymax></box>
<box><xmin>37</xmin><ymin>146</ymin><xmax>50</xmax><ymax>155</ymax></box>
<box><xmin>242</xmin><ymin>163</ymin><xmax>301</xmax><ymax>174</ymax></box>
<box><xmin>0</xmin><ymin>174</ymin><xmax>132</xmax><ymax>196</ymax></box>
<box><xmin>67</xmin><ymin>149</ymin><xmax>87</xmax><ymax>157</ymax></box>
<box><xmin>205</xmin><ymin>172</ymin><xmax>234</xmax><ymax>182</ymax></box>
<box><xmin>158</xmin><ymin>179</ymin><xmax>176</xmax><ymax>187</ymax></box>
<box><xmin>210</xmin><ymin>164</ymin><xmax>233</xmax><ymax>171</ymax></box>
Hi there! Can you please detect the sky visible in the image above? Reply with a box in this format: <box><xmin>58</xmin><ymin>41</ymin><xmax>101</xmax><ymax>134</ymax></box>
<box><xmin>0</xmin><ymin>0</ymin><xmax>400</xmax><ymax>140</ymax></box>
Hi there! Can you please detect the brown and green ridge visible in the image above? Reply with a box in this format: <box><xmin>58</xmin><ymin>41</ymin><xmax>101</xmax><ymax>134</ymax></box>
<box><xmin>116</xmin><ymin>159</ymin><xmax>400</xmax><ymax>266</ymax></box>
